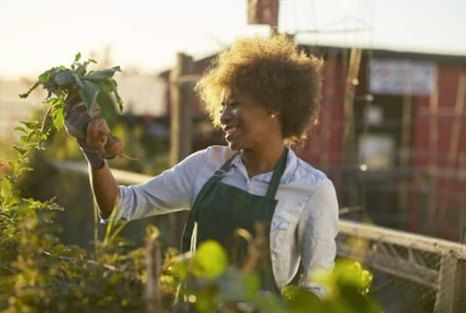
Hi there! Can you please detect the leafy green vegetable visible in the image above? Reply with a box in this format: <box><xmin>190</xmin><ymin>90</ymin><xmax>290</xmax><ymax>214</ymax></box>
<box><xmin>20</xmin><ymin>53</ymin><xmax>123</xmax><ymax>130</ymax></box>
<box><xmin>19</xmin><ymin>54</ymin><xmax>135</xmax><ymax>161</ymax></box>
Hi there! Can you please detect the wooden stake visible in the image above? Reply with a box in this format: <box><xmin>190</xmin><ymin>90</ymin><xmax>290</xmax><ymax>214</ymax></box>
<box><xmin>459</xmin><ymin>155</ymin><xmax>466</xmax><ymax>244</ymax></box>
<box><xmin>168</xmin><ymin>53</ymin><xmax>194</xmax><ymax>247</ymax></box>
<box><xmin>434</xmin><ymin>252</ymin><xmax>466</xmax><ymax>313</ymax></box>
<box><xmin>146</xmin><ymin>241</ymin><xmax>163</xmax><ymax>313</ymax></box>
<box><xmin>169</xmin><ymin>53</ymin><xmax>193</xmax><ymax>166</ymax></box>
<box><xmin>427</xmin><ymin>72</ymin><xmax>439</xmax><ymax>230</ymax></box>
<box><xmin>341</xmin><ymin>47</ymin><xmax>363</xmax><ymax>212</ymax></box>
<box><xmin>448</xmin><ymin>72</ymin><xmax>466</xmax><ymax>165</ymax></box>
<box><xmin>342</xmin><ymin>47</ymin><xmax>362</xmax><ymax>165</ymax></box>
<box><xmin>442</xmin><ymin>72</ymin><xmax>466</xmax><ymax>215</ymax></box>
<box><xmin>321</xmin><ymin>48</ymin><xmax>337</xmax><ymax>168</ymax></box>
<box><xmin>399</xmin><ymin>93</ymin><xmax>413</xmax><ymax>221</ymax></box>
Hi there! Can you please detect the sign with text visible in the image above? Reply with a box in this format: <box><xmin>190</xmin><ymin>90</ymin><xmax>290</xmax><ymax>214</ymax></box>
<box><xmin>369</xmin><ymin>59</ymin><xmax>437</xmax><ymax>96</ymax></box>
<box><xmin>247</xmin><ymin>0</ymin><xmax>279</xmax><ymax>27</ymax></box>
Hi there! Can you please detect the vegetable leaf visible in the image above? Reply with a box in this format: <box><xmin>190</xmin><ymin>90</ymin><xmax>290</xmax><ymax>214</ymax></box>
<box><xmin>84</xmin><ymin>66</ymin><xmax>121</xmax><ymax>82</ymax></box>
<box><xmin>54</xmin><ymin>70</ymin><xmax>74</xmax><ymax>86</ymax></box>
<box><xmin>79</xmin><ymin>80</ymin><xmax>101</xmax><ymax>108</ymax></box>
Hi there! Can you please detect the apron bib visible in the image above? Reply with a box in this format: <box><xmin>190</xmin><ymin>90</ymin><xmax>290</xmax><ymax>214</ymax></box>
<box><xmin>178</xmin><ymin>147</ymin><xmax>289</xmax><ymax>301</ymax></box>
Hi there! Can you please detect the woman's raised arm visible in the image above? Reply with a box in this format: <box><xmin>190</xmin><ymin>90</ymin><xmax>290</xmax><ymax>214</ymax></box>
<box><xmin>89</xmin><ymin>161</ymin><xmax>119</xmax><ymax>219</ymax></box>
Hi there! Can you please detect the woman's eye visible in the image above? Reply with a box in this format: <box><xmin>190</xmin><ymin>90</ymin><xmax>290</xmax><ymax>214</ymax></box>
<box><xmin>220</xmin><ymin>102</ymin><xmax>239</xmax><ymax>113</ymax></box>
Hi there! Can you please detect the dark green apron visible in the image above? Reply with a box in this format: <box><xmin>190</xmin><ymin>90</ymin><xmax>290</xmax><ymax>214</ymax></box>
<box><xmin>179</xmin><ymin>147</ymin><xmax>289</xmax><ymax>300</ymax></box>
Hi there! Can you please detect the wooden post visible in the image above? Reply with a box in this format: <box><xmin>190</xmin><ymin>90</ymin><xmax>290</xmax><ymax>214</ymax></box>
<box><xmin>341</xmin><ymin>48</ymin><xmax>363</xmax><ymax>212</ymax></box>
<box><xmin>459</xmin><ymin>155</ymin><xmax>466</xmax><ymax>244</ymax></box>
<box><xmin>447</xmin><ymin>72</ymin><xmax>466</xmax><ymax>166</ymax></box>
<box><xmin>169</xmin><ymin>53</ymin><xmax>194</xmax><ymax>166</ymax></box>
<box><xmin>321</xmin><ymin>48</ymin><xmax>337</xmax><ymax>169</ymax></box>
<box><xmin>442</xmin><ymin>72</ymin><xmax>466</xmax><ymax>213</ymax></box>
<box><xmin>434</xmin><ymin>252</ymin><xmax>466</xmax><ymax>313</ymax></box>
<box><xmin>167</xmin><ymin>53</ymin><xmax>194</xmax><ymax>247</ymax></box>
<box><xmin>428</xmin><ymin>72</ymin><xmax>439</xmax><ymax>229</ymax></box>
<box><xmin>399</xmin><ymin>93</ymin><xmax>413</xmax><ymax>220</ymax></box>
<box><xmin>146</xmin><ymin>241</ymin><xmax>163</xmax><ymax>313</ymax></box>
<box><xmin>341</xmin><ymin>47</ymin><xmax>362</xmax><ymax>165</ymax></box>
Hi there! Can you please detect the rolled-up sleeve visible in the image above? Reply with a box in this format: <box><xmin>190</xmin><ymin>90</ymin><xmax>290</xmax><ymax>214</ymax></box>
<box><xmin>297</xmin><ymin>178</ymin><xmax>339</xmax><ymax>298</ymax></box>
<box><xmin>100</xmin><ymin>149</ymin><xmax>206</xmax><ymax>223</ymax></box>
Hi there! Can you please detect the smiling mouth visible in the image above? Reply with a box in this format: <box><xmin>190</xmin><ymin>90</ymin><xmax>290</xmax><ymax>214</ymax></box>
<box><xmin>223</xmin><ymin>125</ymin><xmax>239</xmax><ymax>137</ymax></box>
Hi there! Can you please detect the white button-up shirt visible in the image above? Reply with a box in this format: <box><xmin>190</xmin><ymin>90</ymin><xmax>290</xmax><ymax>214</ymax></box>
<box><xmin>111</xmin><ymin>145</ymin><xmax>339</xmax><ymax>297</ymax></box>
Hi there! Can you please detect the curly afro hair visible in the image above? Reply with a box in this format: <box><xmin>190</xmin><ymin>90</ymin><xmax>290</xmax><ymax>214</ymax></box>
<box><xmin>195</xmin><ymin>35</ymin><xmax>323</xmax><ymax>144</ymax></box>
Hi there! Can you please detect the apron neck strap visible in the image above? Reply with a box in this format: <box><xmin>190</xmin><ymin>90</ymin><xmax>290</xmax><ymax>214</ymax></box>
<box><xmin>216</xmin><ymin>151</ymin><xmax>240</xmax><ymax>176</ymax></box>
<box><xmin>266</xmin><ymin>147</ymin><xmax>288</xmax><ymax>199</ymax></box>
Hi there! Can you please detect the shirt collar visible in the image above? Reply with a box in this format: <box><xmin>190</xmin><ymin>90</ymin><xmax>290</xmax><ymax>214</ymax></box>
<box><xmin>230</xmin><ymin>148</ymin><xmax>298</xmax><ymax>185</ymax></box>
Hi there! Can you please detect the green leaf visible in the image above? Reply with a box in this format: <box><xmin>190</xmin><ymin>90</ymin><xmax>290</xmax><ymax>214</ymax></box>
<box><xmin>84</xmin><ymin>66</ymin><xmax>121</xmax><ymax>82</ymax></box>
<box><xmin>285</xmin><ymin>287</ymin><xmax>324</xmax><ymax>313</ymax></box>
<box><xmin>194</xmin><ymin>288</ymin><xmax>217</xmax><ymax>313</ymax></box>
<box><xmin>39</xmin><ymin>133</ymin><xmax>48</xmax><ymax>142</ymax></box>
<box><xmin>168</xmin><ymin>257</ymin><xmax>188</xmax><ymax>281</ymax></box>
<box><xmin>39</xmin><ymin>71</ymin><xmax>51</xmax><ymax>83</ymax></box>
<box><xmin>79</xmin><ymin>80</ymin><xmax>101</xmax><ymax>108</ymax></box>
<box><xmin>20</xmin><ymin>120</ymin><xmax>41</xmax><ymax>130</ymax></box>
<box><xmin>19</xmin><ymin>82</ymin><xmax>39</xmax><ymax>98</ymax></box>
<box><xmin>74</xmin><ymin>52</ymin><xmax>81</xmax><ymax>63</ymax></box>
<box><xmin>72</xmin><ymin>73</ymin><xmax>84</xmax><ymax>89</ymax></box>
<box><xmin>41</xmin><ymin>69</ymin><xmax>58</xmax><ymax>90</ymax></box>
<box><xmin>54</xmin><ymin>70</ymin><xmax>74</xmax><ymax>86</ymax></box>
<box><xmin>96</xmin><ymin>91</ymin><xmax>115</xmax><ymax>110</ymax></box>
<box><xmin>217</xmin><ymin>270</ymin><xmax>260</xmax><ymax>302</ymax></box>
<box><xmin>113</xmin><ymin>83</ymin><xmax>123</xmax><ymax>111</ymax></box>
<box><xmin>13</xmin><ymin>145</ymin><xmax>28</xmax><ymax>156</ymax></box>
<box><xmin>1</xmin><ymin>182</ymin><xmax>10</xmax><ymax>200</ymax></box>
<box><xmin>98</xmin><ymin>80</ymin><xmax>114</xmax><ymax>93</ymax></box>
<box><xmin>192</xmin><ymin>240</ymin><xmax>228</xmax><ymax>279</ymax></box>
<box><xmin>251</xmin><ymin>292</ymin><xmax>287</xmax><ymax>313</ymax></box>
<box><xmin>52</xmin><ymin>107</ymin><xmax>64</xmax><ymax>130</ymax></box>
<box><xmin>14</xmin><ymin>125</ymin><xmax>28</xmax><ymax>134</ymax></box>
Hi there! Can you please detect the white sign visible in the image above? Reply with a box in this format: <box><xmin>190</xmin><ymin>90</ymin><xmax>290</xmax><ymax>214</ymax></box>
<box><xmin>358</xmin><ymin>134</ymin><xmax>395</xmax><ymax>169</ymax></box>
<box><xmin>369</xmin><ymin>59</ymin><xmax>437</xmax><ymax>96</ymax></box>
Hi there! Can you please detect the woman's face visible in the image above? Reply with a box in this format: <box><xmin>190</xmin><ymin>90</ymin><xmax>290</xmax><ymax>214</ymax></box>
<box><xmin>219</xmin><ymin>89</ymin><xmax>281</xmax><ymax>150</ymax></box>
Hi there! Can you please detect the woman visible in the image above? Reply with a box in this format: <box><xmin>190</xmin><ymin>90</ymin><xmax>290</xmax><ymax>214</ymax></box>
<box><xmin>70</xmin><ymin>35</ymin><xmax>339</xmax><ymax>298</ymax></box>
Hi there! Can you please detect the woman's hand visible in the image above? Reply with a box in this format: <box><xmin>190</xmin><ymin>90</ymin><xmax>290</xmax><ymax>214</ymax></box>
<box><xmin>64</xmin><ymin>95</ymin><xmax>106</xmax><ymax>169</ymax></box>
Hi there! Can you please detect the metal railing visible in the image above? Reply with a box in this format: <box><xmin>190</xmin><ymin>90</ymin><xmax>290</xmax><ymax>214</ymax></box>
<box><xmin>338</xmin><ymin>220</ymin><xmax>466</xmax><ymax>313</ymax></box>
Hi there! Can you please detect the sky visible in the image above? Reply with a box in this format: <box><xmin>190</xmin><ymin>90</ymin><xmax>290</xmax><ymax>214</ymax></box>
<box><xmin>0</xmin><ymin>0</ymin><xmax>465</xmax><ymax>79</ymax></box>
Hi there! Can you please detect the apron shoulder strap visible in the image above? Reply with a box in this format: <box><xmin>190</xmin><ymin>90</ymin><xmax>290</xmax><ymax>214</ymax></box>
<box><xmin>265</xmin><ymin>148</ymin><xmax>289</xmax><ymax>199</ymax></box>
<box><xmin>180</xmin><ymin>150</ymin><xmax>239</xmax><ymax>252</ymax></box>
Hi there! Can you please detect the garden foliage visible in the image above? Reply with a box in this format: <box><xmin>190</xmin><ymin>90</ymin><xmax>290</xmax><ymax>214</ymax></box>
<box><xmin>0</xmin><ymin>56</ymin><xmax>382</xmax><ymax>312</ymax></box>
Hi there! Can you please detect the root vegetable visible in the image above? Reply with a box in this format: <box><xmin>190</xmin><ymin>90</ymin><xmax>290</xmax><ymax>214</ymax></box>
<box><xmin>104</xmin><ymin>134</ymin><xmax>123</xmax><ymax>157</ymax></box>
<box><xmin>86</xmin><ymin>118</ymin><xmax>110</xmax><ymax>154</ymax></box>
<box><xmin>104</xmin><ymin>134</ymin><xmax>137</xmax><ymax>160</ymax></box>
<box><xmin>85</xmin><ymin>119</ymin><xmax>137</xmax><ymax>160</ymax></box>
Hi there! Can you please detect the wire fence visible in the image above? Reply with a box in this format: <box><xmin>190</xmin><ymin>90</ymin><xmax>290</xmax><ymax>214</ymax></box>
<box><xmin>337</xmin><ymin>219</ymin><xmax>466</xmax><ymax>313</ymax></box>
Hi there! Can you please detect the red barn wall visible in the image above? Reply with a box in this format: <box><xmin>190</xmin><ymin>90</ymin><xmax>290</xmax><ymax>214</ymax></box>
<box><xmin>410</xmin><ymin>65</ymin><xmax>466</xmax><ymax>239</ymax></box>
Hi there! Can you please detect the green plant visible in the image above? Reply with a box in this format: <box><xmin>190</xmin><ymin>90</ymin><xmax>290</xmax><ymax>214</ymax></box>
<box><xmin>0</xmin><ymin>58</ymin><xmax>147</xmax><ymax>311</ymax></box>
<box><xmin>0</xmin><ymin>54</ymin><xmax>382</xmax><ymax>312</ymax></box>
<box><xmin>158</xmin><ymin>239</ymin><xmax>382</xmax><ymax>313</ymax></box>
